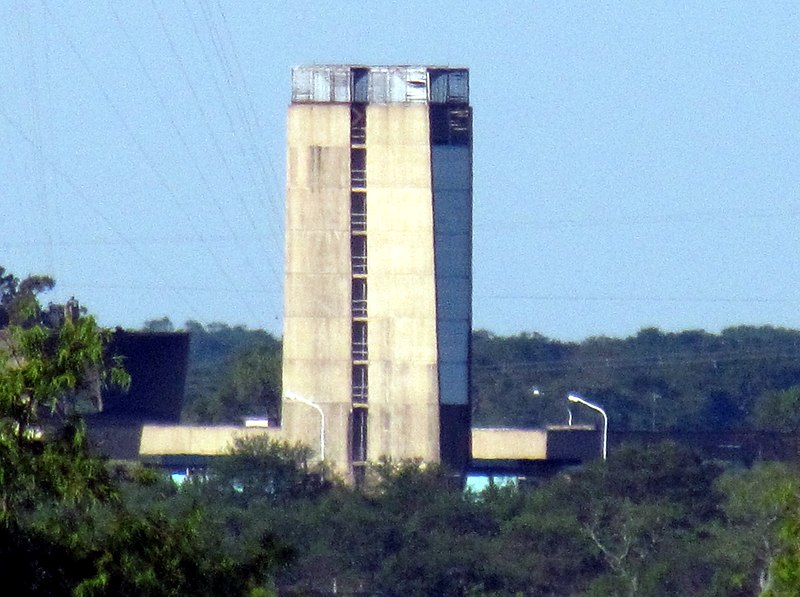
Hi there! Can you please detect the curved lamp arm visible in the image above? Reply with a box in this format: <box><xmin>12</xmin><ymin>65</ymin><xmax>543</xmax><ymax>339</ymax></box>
<box><xmin>568</xmin><ymin>394</ymin><xmax>608</xmax><ymax>460</ymax></box>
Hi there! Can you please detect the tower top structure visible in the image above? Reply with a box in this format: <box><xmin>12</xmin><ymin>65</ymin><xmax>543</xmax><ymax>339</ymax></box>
<box><xmin>291</xmin><ymin>65</ymin><xmax>469</xmax><ymax>105</ymax></box>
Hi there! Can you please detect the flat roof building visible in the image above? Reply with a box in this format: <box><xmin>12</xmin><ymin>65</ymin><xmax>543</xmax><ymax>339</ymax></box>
<box><xmin>281</xmin><ymin>65</ymin><xmax>473</xmax><ymax>481</ymax></box>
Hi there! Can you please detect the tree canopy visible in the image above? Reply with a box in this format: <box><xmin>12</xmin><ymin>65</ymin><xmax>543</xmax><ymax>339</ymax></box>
<box><xmin>0</xmin><ymin>266</ymin><xmax>289</xmax><ymax>594</ymax></box>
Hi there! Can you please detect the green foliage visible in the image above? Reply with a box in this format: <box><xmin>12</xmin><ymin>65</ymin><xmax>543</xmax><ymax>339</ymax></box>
<box><xmin>142</xmin><ymin>316</ymin><xmax>175</xmax><ymax>333</ymax></box>
<box><xmin>72</xmin><ymin>506</ymin><xmax>290</xmax><ymax>596</ymax></box>
<box><xmin>211</xmin><ymin>436</ymin><xmax>331</xmax><ymax>502</ymax></box>
<box><xmin>0</xmin><ymin>270</ymin><xmax>129</xmax><ymax>524</ymax></box>
<box><xmin>472</xmin><ymin>326</ymin><xmax>800</xmax><ymax>432</ymax></box>
<box><xmin>547</xmin><ymin>443</ymin><xmax>723</xmax><ymax>595</ymax></box>
<box><xmin>751</xmin><ymin>386</ymin><xmax>800</xmax><ymax>432</ymax></box>
<box><xmin>710</xmin><ymin>463</ymin><xmax>800</xmax><ymax>596</ymax></box>
<box><xmin>0</xmin><ymin>267</ymin><xmax>288</xmax><ymax>594</ymax></box>
<box><xmin>0</xmin><ymin>266</ymin><xmax>55</xmax><ymax>327</ymax></box>
<box><xmin>755</xmin><ymin>466</ymin><xmax>800</xmax><ymax>597</ymax></box>
<box><xmin>181</xmin><ymin>322</ymin><xmax>281</xmax><ymax>424</ymax></box>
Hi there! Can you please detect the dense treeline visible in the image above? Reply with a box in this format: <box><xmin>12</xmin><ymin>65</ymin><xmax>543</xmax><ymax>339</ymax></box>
<box><xmin>176</xmin><ymin>322</ymin><xmax>800</xmax><ymax>433</ymax></box>
<box><xmin>134</xmin><ymin>438</ymin><xmax>800</xmax><ymax>596</ymax></box>
<box><xmin>471</xmin><ymin>326</ymin><xmax>800</xmax><ymax>431</ymax></box>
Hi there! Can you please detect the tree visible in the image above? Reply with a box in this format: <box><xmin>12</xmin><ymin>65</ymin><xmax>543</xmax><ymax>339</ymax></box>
<box><xmin>0</xmin><ymin>269</ymin><xmax>129</xmax><ymax>522</ymax></box>
<box><xmin>209</xmin><ymin>435</ymin><xmax>331</xmax><ymax>503</ymax></box>
<box><xmin>72</xmin><ymin>506</ymin><xmax>291</xmax><ymax>596</ymax></box>
<box><xmin>711</xmin><ymin>463</ymin><xmax>800</xmax><ymax>596</ymax></box>
<box><xmin>0</xmin><ymin>267</ymin><xmax>129</xmax><ymax>591</ymax></box>
<box><xmin>0</xmin><ymin>266</ymin><xmax>54</xmax><ymax>327</ymax></box>
<box><xmin>181</xmin><ymin>323</ymin><xmax>282</xmax><ymax>423</ymax></box>
<box><xmin>0</xmin><ymin>267</ymin><xmax>291</xmax><ymax>594</ymax></box>
<box><xmin>751</xmin><ymin>386</ymin><xmax>800</xmax><ymax>432</ymax></box>
<box><xmin>190</xmin><ymin>342</ymin><xmax>282</xmax><ymax>424</ymax></box>
<box><xmin>755</xmin><ymin>466</ymin><xmax>800</xmax><ymax>597</ymax></box>
<box><xmin>565</xmin><ymin>443</ymin><xmax>724</xmax><ymax>596</ymax></box>
<box><xmin>471</xmin><ymin>325</ymin><xmax>800</xmax><ymax>433</ymax></box>
<box><xmin>142</xmin><ymin>316</ymin><xmax>175</xmax><ymax>333</ymax></box>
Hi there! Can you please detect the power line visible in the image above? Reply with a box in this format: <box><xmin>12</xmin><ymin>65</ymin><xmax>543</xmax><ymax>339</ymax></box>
<box><xmin>478</xmin><ymin>294</ymin><xmax>800</xmax><ymax>305</ymax></box>
<box><xmin>105</xmin><ymin>0</ymin><xmax>278</xmax><ymax>292</ymax></box>
<box><xmin>204</xmin><ymin>0</ymin><xmax>285</xmax><ymax>227</ymax></box>
<box><xmin>481</xmin><ymin>207</ymin><xmax>800</xmax><ymax>232</ymax></box>
<box><xmin>41</xmin><ymin>0</ymin><xmax>263</xmax><ymax>325</ymax></box>
<box><xmin>472</xmin><ymin>347</ymin><xmax>800</xmax><ymax>374</ymax></box>
<box><xmin>149</xmin><ymin>0</ymin><xmax>280</xmax><ymax>295</ymax></box>
<box><xmin>0</xmin><ymin>105</ymin><xmax>205</xmax><ymax>323</ymax></box>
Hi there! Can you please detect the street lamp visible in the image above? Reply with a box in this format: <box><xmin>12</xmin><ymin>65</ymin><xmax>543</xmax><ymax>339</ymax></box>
<box><xmin>284</xmin><ymin>391</ymin><xmax>325</xmax><ymax>461</ymax></box>
<box><xmin>567</xmin><ymin>394</ymin><xmax>608</xmax><ymax>460</ymax></box>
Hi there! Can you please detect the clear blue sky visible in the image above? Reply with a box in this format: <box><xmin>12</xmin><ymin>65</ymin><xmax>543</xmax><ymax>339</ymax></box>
<box><xmin>2</xmin><ymin>1</ymin><xmax>798</xmax><ymax>341</ymax></box>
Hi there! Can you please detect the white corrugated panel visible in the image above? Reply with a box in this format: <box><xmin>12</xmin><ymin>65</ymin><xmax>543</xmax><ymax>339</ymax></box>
<box><xmin>331</xmin><ymin>67</ymin><xmax>352</xmax><ymax>102</ymax></box>
<box><xmin>404</xmin><ymin>67</ymin><xmax>428</xmax><ymax>102</ymax></box>
<box><xmin>291</xmin><ymin>67</ymin><xmax>314</xmax><ymax>102</ymax></box>
<box><xmin>368</xmin><ymin>68</ymin><xmax>390</xmax><ymax>103</ymax></box>
<box><xmin>388</xmin><ymin>68</ymin><xmax>408</xmax><ymax>102</ymax></box>
<box><xmin>312</xmin><ymin>68</ymin><xmax>332</xmax><ymax>102</ymax></box>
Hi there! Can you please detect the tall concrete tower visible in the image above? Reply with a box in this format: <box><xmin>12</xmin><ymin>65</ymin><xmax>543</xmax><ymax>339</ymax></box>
<box><xmin>281</xmin><ymin>65</ymin><xmax>472</xmax><ymax>481</ymax></box>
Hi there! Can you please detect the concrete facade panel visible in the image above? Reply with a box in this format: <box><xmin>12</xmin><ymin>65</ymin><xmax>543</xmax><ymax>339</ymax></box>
<box><xmin>287</xmin><ymin>104</ymin><xmax>351</xmax><ymax>146</ymax></box>
<box><xmin>367</xmin><ymin>274</ymin><xmax>436</xmax><ymax>319</ymax></box>
<box><xmin>362</xmin><ymin>101</ymin><xmax>441</xmax><ymax>464</ymax></box>
<box><xmin>283</xmin><ymin>103</ymin><xmax>353</xmax><ymax>472</ymax></box>
<box><xmin>369</xmin><ymin>317</ymin><xmax>439</xmax><ymax>364</ymax></box>
<box><xmin>282</xmin><ymin>317</ymin><xmax>351</xmax><ymax>361</ymax></box>
<box><xmin>369</xmin><ymin>231</ymin><xmax>437</xmax><ymax>276</ymax></box>
<box><xmin>368</xmin><ymin>401</ymin><xmax>440</xmax><ymax>462</ymax></box>
<box><xmin>286</xmin><ymin>146</ymin><xmax>350</xmax><ymax>190</ymax></box>
<box><xmin>285</xmin><ymin>231</ymin><xmax>351</xmax><ymax>275</ymax></box>
<box><xmin>366</xmin><ymin>104</ymin><xmax>431</xmax><ymax>148</ymax></box>
<box><xmin>139</xmin><ymin>425</ymin><xmax>282</xmax><ymax>456</ymax></box>
<box><xmin>286</xmin><ymin>187</ymin><xmax>349</xmax><ymax>232</ymax></box>
<box><xmin>283</xmin><ymin>274</ymin><xmax>350</xmax><ymax>318</ymax></box>
<box><xmin>281</xmin><ymin>400</ymin><xmax>351</xmax><ymax>467</ymax></box>
<box><xmin>367</xmin><ymin>148</ymin><xmax>431</xmax><ymax>189</ymax></box>
<box><xmin>471</xmin><ymin>428</ymin><xmax>548</xmax><ymax>460</ymax></box>
<box><xmin>365</xmin><ymin>190</ymin><xmax>435</xmax><ymax>232</ymax></box>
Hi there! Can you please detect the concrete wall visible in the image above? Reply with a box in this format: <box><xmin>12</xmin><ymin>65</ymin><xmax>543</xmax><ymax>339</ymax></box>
<box><xmin>132</xmin><ymin>425</ymin><xmax>600</xmax><ymax>464</ymax></box>
<box><xmin>282</xmin><ymin>104</ymin><xmax>352</xmax><ymax>468</ymax></box>
<box><xmin>366</xmin><ymin>104</ymin><xmax>440</xmax><ymax>463</ymax></box>
<box><xmin>471</xmin><ymin>428</ymin><xmax>549</xmax><ymax>460</ymax></box>
<box><xmin>139</xmin><ymin>425</ymin><xmax>282</xmax><ymax>456</ymax></box>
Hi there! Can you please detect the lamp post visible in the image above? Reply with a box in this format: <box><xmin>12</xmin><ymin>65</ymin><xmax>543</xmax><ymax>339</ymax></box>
<box><xmin>284</xmin><ymin>391</ymin><xmax>325</xmax><ymax>461</ymax></box>
<box><xmin>567</xmin><ymin>394</ymin><xmax>608</xmax><ymax>460</ymax></box>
